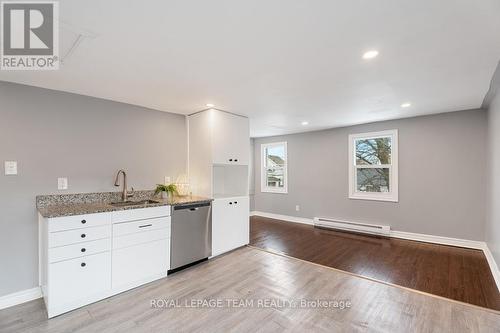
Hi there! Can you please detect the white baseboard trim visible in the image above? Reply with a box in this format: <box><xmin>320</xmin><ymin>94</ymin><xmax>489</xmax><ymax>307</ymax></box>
<box><xmin>390</xmin><ymin>230</ymin><xmax>485</xmax><ymax>250</ymax></box>
<box><xmin>0</xmin><ymin>287</ymin><xmax>42</xmax><ymax>310</ymax></box>
<box><xmin>482</xmin><ymin>245</ymin><xmax>500</xmax><ymax>293</ymax></box>
<box><xmin>250</xmin><ymin>211</ymin><xmax>314</xmax><ymax>225</ymax></box>
<box><xmin>251</xmin><ymin>211</ymin><xmax>500</xmax><ymax>292</ymax></box>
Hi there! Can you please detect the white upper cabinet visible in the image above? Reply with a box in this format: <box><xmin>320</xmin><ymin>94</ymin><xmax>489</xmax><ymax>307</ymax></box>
<box><xmin>189</xmin><ymin>109</ymin><xmax>249</xmax><ymax>167</ymax></box>
<box><xmin>211</xmin><ymin>111</ymin><xmax>250</xmax><ymax>165</ymax></box>
<box><xmin>188</xmin><ymin>109</ymin><xmax>250</xmax><ymax>197</ymax></box>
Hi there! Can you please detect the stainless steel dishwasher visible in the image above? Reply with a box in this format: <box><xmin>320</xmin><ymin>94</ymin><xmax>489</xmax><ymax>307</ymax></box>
<box><xmin>169</xmin><ymin>201</ymin><xmax>212</xmax><ymax>272</ymax></box>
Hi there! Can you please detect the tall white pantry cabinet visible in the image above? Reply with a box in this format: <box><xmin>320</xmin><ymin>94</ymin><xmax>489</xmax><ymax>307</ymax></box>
<box><xmin>188</xmin><ymin>109</ymin><xmax>250</xmax><ymax>256</ymax></box>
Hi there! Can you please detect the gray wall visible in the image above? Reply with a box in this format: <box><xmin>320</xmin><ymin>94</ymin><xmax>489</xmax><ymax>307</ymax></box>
<box><xmin>486</xmin><ymin>64</ymin><xmax>500</xmax><ymax>268</ymax></box>
<box><xmin>253</xmin><ymin>110</ymin><xmax>487</xmax><ymax>240</ymax></box>
<box><xmin>0</xmin><ymin>81</ymin><xmax>187</xmax><ymax>297</ymax></box>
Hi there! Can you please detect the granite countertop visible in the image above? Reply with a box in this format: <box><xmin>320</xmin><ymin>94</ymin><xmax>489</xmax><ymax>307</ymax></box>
<box><xmin>37</xmin><ymin>191</ymin><xmax>212</xmax><ymax>218</ymax></box>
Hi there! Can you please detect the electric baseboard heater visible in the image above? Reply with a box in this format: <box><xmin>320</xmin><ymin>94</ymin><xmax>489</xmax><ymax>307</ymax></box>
<box><xmin>313</xmin><ymin>217</ymin><xmax>390</xmax><ymax>237</ymax></box>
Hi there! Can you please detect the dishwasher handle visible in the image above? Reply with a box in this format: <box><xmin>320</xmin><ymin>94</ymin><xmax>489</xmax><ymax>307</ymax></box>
<box><xmin>174</xmin><ymin>202</ymin><xmax>211</xmax><ymax>211</ymax></box>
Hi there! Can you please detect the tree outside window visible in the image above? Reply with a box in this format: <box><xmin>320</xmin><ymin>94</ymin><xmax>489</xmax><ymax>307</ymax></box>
<box><xmin>349</xmin><ymin>130</ymin><xmax>398</xmax><ymax>202</ymax></box>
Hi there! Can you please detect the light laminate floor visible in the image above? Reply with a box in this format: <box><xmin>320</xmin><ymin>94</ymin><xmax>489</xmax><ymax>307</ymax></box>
<box><xmin>1</xmin><ymin>247</ymin><xmax>499</xmax><ymax>333</ymax></box>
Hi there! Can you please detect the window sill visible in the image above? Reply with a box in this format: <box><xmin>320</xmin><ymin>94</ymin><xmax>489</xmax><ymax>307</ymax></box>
<box><xmin>261</xmin><ymin>189</ymin><xmax>288</xmax><ymax>194</ymax></box>
<box><xmin>349</xmin><ymin>194</ymin><xmax>398</xmax><ymax>202</ymax></box>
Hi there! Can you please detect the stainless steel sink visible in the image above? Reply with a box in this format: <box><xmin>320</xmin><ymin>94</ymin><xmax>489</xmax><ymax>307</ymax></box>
<box><xmin>109</xmin><ymin>200</ymin><xmax>159</xmax><ymax>207</ymax></box>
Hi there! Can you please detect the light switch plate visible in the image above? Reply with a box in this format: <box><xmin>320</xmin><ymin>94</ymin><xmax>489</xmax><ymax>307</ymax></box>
<box><xmin>164</xmin><ymin>176</ymin><xmax>171</xmax><ymax>184</ymax></box>
<box><xmin>4</xmin><ymin>161</ymin><xmax>17</xmax><ymax>175</ymax></box>
<box><xmin>58</xmin><ymin>178</ymin><xmax>68</xmax><ymax>190</ymax></box>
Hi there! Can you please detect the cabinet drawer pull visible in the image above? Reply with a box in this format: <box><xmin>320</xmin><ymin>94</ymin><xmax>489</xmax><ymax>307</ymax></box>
<box><xmin>229</xmin><ymin>159</ymin><xmax>233</xmax><ymax>162</ymax></box>
<box><xmin>81</xmin><ymin>248</ymin><xmax>86</xmax><ymax>253</ymax></box>
<box><xmin>229</xmin><ymin>202</ymin><xmax>233</xmax><ymax>205</ymax></box>
<box><xmin>81</xmin><ymin>219</ymin><xmax>87</xmax><ymax>224</ymax></box>
<box><xmin>81</xmin><ymin>234</ymin><xmax>86</xmax><ymax>238</ymax></box>
<box><xmin>234</xmin><ymin>201</ymin><xmax>238</xmax><ymax>204</ymax></box>
<box><xmin>234</xmin><ymin>159</ymin><xmax>238</xmax><ymax>162</ymax></box>
<box><xmin>138</xmin><ymin>224</ymin><xmax>153</xmax><ymax>228</ymax></box>
<box><xmin>81</xmin><ymin>263</ymin><xmax>86</xmax><ymax>267</ymax></box>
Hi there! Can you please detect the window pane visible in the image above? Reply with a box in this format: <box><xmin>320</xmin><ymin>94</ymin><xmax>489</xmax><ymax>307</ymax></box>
<box><xmin>355</xmin><ymin>137</ymin><xmax>391</xmax><ymax>165</ymax></box>
<box><xmin>266</xmin><ymin>146</ymin><xmax>285</xmax><ymax>166</ymax></box>
<box><xmin>265</xmin><ymin>144</ymin><xmax>286</xmax><ymax>189</ymax></box>
<box><xmin>266</xmin><ymin>166</ymin><xmax>284</xmax><ymax>188</ymax></box>
<box><xmin>356</xmin><ymin>168</ymin><xmax>390</xmax><ymax>192</ymax></box>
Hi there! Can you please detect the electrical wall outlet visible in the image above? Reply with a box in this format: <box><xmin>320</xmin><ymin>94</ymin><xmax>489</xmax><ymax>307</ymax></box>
<box><xmin>164</xmin><ymin>176</ymin><xmax>171</xmax><ymax>184</ymax></box>
<box><xmin>4</xmin><ymin>161</ymin><xmax>17</xmax><ymax>175</ymax></box>
<box><xmin>58</xmin><ymin>178</ymin><xmax>68</xmax><ymax>190</ymax></box>
<box><xmin>295</xmin><ymin>205</ymin><xmax>300</xmax><ymax>212</ymax></box>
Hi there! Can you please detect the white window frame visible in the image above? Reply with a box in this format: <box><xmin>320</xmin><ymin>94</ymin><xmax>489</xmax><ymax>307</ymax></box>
<box><xmin>348</xmin><ymin>130</ymin><xmax>398</xmax><ymax>202</ymax></box>
<box><xmin>261</xmin><ymin>142</ymin><xmax>288</xmax><ymax>194</ymax></box>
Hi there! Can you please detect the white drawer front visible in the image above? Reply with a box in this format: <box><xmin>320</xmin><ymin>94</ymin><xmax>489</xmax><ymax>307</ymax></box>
<box><xmin>112</xmin><ymin>206</ymin><xmax>170</xmax><ymax>223</ymax></box>
<box><xmin>49</xmin><ymin>225</ymin><xmax>111</xmax><ymax>248</ymax></box>
<box><xmin>113</xmin><ymin>217</ymin><xmax>170</xmax><ymax>237</ymax></box>
<box><xmin>113</xmin><ymin>227</ymin><xmax>170</xmax><ymax>250</ymax></box>
<box><xmin>48</xmin><ymin>212</ymin><xmax>112</xmax><ymax>232</ymax></box>
<box><xmin>48</xmin><ymin>238</ymin><xmax>111</xmax><ymax>263</ymax></box>
<box><xmin>112</xmin><ymin>239</ymin><xmax>169</xmax><ymax>290</ymax></box>
<box><xmin>49</xmin><ymin>252</ymin><xmax>111</xmax><ymax>306</ymax></box>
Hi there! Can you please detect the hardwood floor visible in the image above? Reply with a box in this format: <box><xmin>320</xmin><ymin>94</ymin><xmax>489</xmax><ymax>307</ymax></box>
<box><xmin>1</xmin><ymin>247</ymin><xmax>499</xmax><ymax>333</ymax></box>
<box><xmin>250</xmin><ymin>215</ymin><xmax>500</xmax><ymax>311</ymax></box>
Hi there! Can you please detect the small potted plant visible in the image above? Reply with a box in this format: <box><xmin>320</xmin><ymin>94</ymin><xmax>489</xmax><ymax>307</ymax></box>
<box><xmin>155</xmin><ymin>183</ymin><xmax>178</xmax><ymax>200</ymax></box>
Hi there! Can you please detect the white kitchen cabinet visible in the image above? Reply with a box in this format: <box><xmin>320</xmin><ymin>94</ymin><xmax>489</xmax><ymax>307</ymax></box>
<box><xmin>211</xmin><ymin>110</ymin><xmax>250</xmax><ymax>165</ymax></box>
<box><xmin>189</xmin><ymin>110</ymin><xmax>250</xmax><ymax>197</ymax></box>
<box><xmin>112</xmin><ymin>216</ymin><xmax>170</xmax><ymax>237</ymax></box>
<box><xmin>112</xmin><ymin>227</ymin><xmax>170</xmax><ymax>249</ymax></box>
<box><xmin>47</xmin><ymin>212</ymin><xmax>111</xmax><ymax>232</ymax></box>
<box><xmin>48</xmin><ymin>238</ymin><xmax>111</xmax><ymax>263</ymax></box>
<box><xmin>48</xmin><ymin>225</ymin><xmax>111</xmax><ymax>247</ymax></box>
<box><xmin>111</xmin><ymin>216</ymin><xmax>170</xmax><ymax>292</ymax></box>
<box><xmin>112</xmin><ymin>238</ymin><xmax>170</xmax><ymax>293</ymax></box>
<box><xmin>39</xmin><ymin>206</ymin><xmax>171</xmax><ymax>318</ymax></box>
<box><xmin>49</xmin><ymin>252</ymin><xmax>111</xmax><ymax>312</ymax></box>
<box><xmin>212</xmin><ymin>196</ymin><xmax>249</xmax><ymax>256</ymax></box>
<box><xmin>188</xmin><ymin>108</ymin><xmax>250</xmax><ymax>257</ymax></box>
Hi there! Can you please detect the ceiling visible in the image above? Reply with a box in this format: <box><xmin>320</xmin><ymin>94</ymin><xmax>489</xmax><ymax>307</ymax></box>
<box><xmin>1</xmin><ymin>0</ymin><xmax>500</xmax><ymax>137</ymax></box>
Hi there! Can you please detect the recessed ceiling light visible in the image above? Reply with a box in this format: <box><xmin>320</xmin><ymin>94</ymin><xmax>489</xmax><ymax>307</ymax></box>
<box><xmin>362</xmin><ymin>50</ymin><xmax>379</xmax><ymax>59</ymax></box>
<box><xmin>401</xmin><ymin>102</ymin><xmax>411</xmax><ymax>108</ymax></box>
<box><xmin>206</xmin><ymin>103</ymin><xmax>215</xmax><ymax>108</ymax></box>
<box><xmin>301</xmin><ymin>121</ymin><xmax>309</xmax><ymax>126</ymax></box>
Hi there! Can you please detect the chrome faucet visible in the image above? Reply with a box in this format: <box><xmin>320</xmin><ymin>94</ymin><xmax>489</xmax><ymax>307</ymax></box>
<box><xmin>114</xmin><ymin>170</ymin><xmax>134</xmax><ymax>201</ymax></box>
